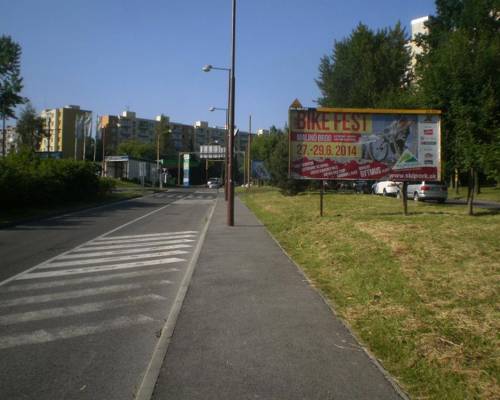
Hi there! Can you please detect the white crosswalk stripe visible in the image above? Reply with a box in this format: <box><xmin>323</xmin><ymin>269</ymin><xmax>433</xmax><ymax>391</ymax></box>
<box><xmin>0</xmin><ymin>268</ymin><xmax>179</xmax><ymax>293</ymax></box>
<box><xmin>40</xmin><ymin>250</ymin><xmax>188</xmax><ymax>269</ymax></box>
<box><xmin>0</xmin><ymin>294</ymin><xmax>166</xmax><ymax>325</ymax></box>
<box><xmin>73</xmin><ymin>238</ymin><xmax>195</xmax><ymax>252</ymax></box>
<box><xmin>0</xmin><ymin>315</ymin><xmax>154</xmax><ymax>350</ymax></box>
<box><xmin>58</xmin><ymin>244</ymin><xmax>192</xmax><ymax>259</ymax></box>
<box><xmin>0</xmin><ymin>230</ymin><xmax>198</xmax><ymax>349</ymax></box>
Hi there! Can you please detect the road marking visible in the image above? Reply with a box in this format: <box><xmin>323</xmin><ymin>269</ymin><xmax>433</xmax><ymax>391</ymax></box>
<box><xmin>0</xmin><ymin>201</ymin><xmax>185</xmax><ymax>288</ymax></box>
<box><xmin>86</xmin><ymin>234</ymin><xmax>196</xmax><ymax>245</ymax></box>
<box><xmin>70</xmin><ymin>239</ymin><xmax>195</xmax><ymax>252</ymax></box>
<box><xmin>40</xmin><ymin>250</ymin><xmax>189</xmax><ymax>269</ymax></box>
<box><xmin>97</xmin><ymin>231</ymin><xmax>198</xmax><ymax>240</ymax></box>
<box><xmin>0</xmin><ymin>281</ymin><xmax>172</xmax><ymax>308</ymax></box>
<box><xmin>0</xmin><ymin>294</ymin><xmax>166</xmax><ymax>325</ymax></box>
<box><xmin>0</xmin><ymin>268</ymin><xmax>180</xmax><ymax>293</ymax></box>
<box><xmin>0</xmin><ymin>315</ymin><xmax>155</xmax><ymax>350</ymax></box>
<box><xmin>18</xmin><ymin>258</ymin><xmax>185</xmax><ymax>280</ymax></box>
<box><xmin>58</xmin><ymin>244</ymin><xmax>192</xmax><ymax>259</ymax></box>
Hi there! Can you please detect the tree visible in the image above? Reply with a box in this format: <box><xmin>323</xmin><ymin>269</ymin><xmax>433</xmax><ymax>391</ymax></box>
<box><xmin>316</xmin><ymin>22</ymin><xmax>413</xmax><ymax>108</ymax></box>
<box><xmin>16</xmin><ymin>102</ymin><xmax>44</xmax><ymax>151</ymax></box>
<box><xmin>0</xmin><ymin>35</ymin><xmax>25</xmax><ymax>156</ymax></box>
<box><xmin>416</xmin><ymin>0</ymin><xmax>500</xmax><ymax>213</ymax></box>
<box><xmin>155</xmin><ymin>114</ymin><xmax>172</xmax><ymax>158</ymax></box>
<box><xmin>116</xmin><ymin>139</ymin><xmax>155</xmax><ymax>160</ymax></box>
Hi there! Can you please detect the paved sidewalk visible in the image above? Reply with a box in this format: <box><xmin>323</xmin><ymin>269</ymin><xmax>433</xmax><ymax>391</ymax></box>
<box><xmin>152</xmin><ymin>194</ymin><xmax>406</xmax><ymax>400</ymax></box>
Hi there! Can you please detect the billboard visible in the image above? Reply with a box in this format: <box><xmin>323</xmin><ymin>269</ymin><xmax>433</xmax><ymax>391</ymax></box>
<box><xmin>289</xmin><ymin>107</ymin><xmax>441</xmax><ymax>181</ymax></box>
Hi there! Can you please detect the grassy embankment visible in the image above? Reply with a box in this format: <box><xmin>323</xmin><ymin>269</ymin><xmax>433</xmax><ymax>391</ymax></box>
<box><xmin>240</xmin><ymin>187</ymin><xmax>499</xmax><ymax>400</ymax></box>
<box><xmin>450</xmin><ymin>186</ymin><xmax>500</xmax><ymax>203</ymax></box>
<box><xmin>0</xmin><ymin>179</ymin><xmax>152</xmax><ymax>225</ymax></box>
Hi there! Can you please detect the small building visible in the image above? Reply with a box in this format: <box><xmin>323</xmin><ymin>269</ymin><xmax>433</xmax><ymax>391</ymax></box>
<box><xmin>104</xmin><ymin>155</ymin><xmax>159</xmax><ymax>184</ymax></box>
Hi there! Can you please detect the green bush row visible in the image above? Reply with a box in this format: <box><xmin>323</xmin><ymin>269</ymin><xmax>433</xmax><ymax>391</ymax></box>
<box><xmin>0</xmin><ymin>153</ymin><xmax>116</xmax><ymax>208</ymax></box>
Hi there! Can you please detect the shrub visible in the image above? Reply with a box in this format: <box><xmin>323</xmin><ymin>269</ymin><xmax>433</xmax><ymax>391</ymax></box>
<box><xmin>0</xmin><ymin>154</ymin><xmax>110</xmax><ymax>208</ymax></box>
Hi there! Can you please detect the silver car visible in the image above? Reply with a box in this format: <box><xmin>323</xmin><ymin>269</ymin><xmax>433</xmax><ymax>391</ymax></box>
<box><xmin>407</xmin><ymin>181</ymin><xmax>447</xmax><ymax>203</ymax></box>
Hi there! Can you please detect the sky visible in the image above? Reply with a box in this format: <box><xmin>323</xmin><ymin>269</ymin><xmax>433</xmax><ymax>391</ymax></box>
<box><xmin>1</xmin><ymin>0</ymin><xmax>436</xmax><ymax>133</ymax></box>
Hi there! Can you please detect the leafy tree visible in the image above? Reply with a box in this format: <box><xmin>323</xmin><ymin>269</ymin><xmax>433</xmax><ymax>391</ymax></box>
<box><xmin>116</xmin><ymin>139</ymin><xmax>155</xmax><ymax>160</ymax></box>
<box><xmin>16</xmin><ymin>102</ymin><xmax>44</xmax><ymax>151</ymax></box>
<box><xmin>155</xmin><ymin>114</ymin><xmax>172</xmax><ymax>158</ymax></box>
<box><xmin>416</xmin><ymin>0</ymin><xmax>500</xmax><ymax>213</ymax></box>
<box><xmin>1</xmin><ymin>35</ymin><xmax>25</xmax><ymax>156</ymax></box>
<box><xmin>316</xmin><ymin>22</ymin><xmax>413</xmax><ymax>108</ymax></box>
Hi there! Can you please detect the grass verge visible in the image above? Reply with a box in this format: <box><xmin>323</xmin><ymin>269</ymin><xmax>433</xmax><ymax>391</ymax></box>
<box><xmin>450</xmin><ymin>186</ymin><xmax>500</xmax><ymax>203</ymax></box>
<box><xmin>240</xmin><ymin>187</ymin><xmax>499</xmax><ymax>400</ymax></box>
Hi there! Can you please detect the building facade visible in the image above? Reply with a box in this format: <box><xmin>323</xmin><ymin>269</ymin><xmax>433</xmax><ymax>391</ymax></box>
<box><xmin>39</xmin><ymin>105</ymin><xmax>92</xmax><ymax>159</ymax></box>
<box><xmin>0</xmin><ymin>126</ymin><xmax>19</xmax><ymax>155</ymax></box>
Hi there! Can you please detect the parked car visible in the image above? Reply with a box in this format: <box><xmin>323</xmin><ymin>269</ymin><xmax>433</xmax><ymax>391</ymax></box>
<box><xmin>407</xmin><ymin>181</ymin><xmax>447</xmax><ymax>203</ymax></box>
<box><xmin>207</xmin><ymin>177</ymin><xmax>222</xmax><ymax>189</ymax></box>
<box><xmin>372</xmin><ymin>181</ymin><xmax>401</xmax><ymax>196</ymax></box>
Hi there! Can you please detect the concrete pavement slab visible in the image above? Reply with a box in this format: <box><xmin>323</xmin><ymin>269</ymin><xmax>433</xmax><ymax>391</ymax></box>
<box><xmin>152</xmin><ymin>194</ymin><xmax>406</xmax><ymax>400</ymax></box>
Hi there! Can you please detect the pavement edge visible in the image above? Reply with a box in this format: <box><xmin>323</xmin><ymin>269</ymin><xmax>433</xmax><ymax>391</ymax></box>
<box><xmin>133</xmin><ymin>197</ymin><xmax>217</xmax><ymax>400</ymax></box>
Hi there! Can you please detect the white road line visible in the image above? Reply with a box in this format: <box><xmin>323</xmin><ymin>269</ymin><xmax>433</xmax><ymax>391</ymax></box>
<box><xmin>0</xmin><ymin>200</ymin><xmax>181</xmax><ymax>288</ymax></box>
<box><xmin>86</xmin><ymin>234</ymin><xmax>196</xmax><ymax>246</ymax></box>
<box><xmin>0</xmin><ymin>315</ymin><xmax>154</xmax><ymax>350</ymax></box>
<box><xmin>98</xmin><ymin>231</ymin><xmax>198</xmax><ymax>240</ymax></box>
<box><xmin>58</xmin><ymin>244</ymin><xmax>192</xmax><ymax>259</ymax></box>
<box><xmin>0</xmin><ymin>281</ymin><xmax>171</xmax><ymax>308</ymax></box>
<box><xmin>0</xmin><ymin>294</ymin><xmax>166</xmax><ymax>325</ymax></box>
<box><xmin>0</xmin><ymin>268</ymin><xmax>180</xmax><ymax>293</ymax></box>
<box><xmin>71</xmin><ymin>239</ymin><xmax>195</xmax><ymax>252</ymax></box>
<box><xmin>18</xmin><ymin>258</ymin><xmax>185</xmax><ymax>280</ymax></box>
<box><xmin>40</xmin><ymin>250</ymin><xmax>188</xmax><ymax>269</ymax></box>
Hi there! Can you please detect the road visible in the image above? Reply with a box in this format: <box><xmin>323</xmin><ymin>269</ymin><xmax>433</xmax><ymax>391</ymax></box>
<box><xmin>0</xmin><ymin>189</ymin><xmax>217</xmax><ymax>400</ymax></box>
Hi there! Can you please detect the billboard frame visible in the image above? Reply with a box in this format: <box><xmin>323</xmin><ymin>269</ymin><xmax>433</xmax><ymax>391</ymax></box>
<box><xmin>288</xmin><ymin>105</ymin><xmax>442</xmax><ymax>182</ymax></box>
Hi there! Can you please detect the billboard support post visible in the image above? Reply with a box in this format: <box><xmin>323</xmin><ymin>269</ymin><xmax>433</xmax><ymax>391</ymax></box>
<box><xmin>320</xmin><ymin>180</ymin><xmax>324</xmax><ymax>217</ymax></box>
<box><xmin>401</xmin><ymin>182</ymin><xmax>409</xmax><ymax>216</ymax></box>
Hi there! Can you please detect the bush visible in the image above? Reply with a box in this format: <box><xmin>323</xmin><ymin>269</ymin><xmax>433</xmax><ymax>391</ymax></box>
<box><xmin>0</xmin><ymin>153</ymin><xmax>110</xmax><ymax>208</ymax></box>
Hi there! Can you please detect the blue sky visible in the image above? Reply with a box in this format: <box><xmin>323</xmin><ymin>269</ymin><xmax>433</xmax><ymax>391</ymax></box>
<box><xmin>1</xmin><ymin>0</ymin><xmax>436</xmax><ymax>133</ymax></box>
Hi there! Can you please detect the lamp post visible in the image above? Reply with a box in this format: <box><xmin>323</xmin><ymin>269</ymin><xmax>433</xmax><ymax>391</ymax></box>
<box><xmin>227</xmin><ymin>0</ymin><xmax>237</xmax><ymax>226</ymax></box>
<box><xmin>209</xmin><ymin>107</ymin><xmax>228</xmax><ymax>185</ymax></box>
<box><xmin>203</xmin><ymin>65</ymin><xmax>231</xmax><ymax>201</ymax></box>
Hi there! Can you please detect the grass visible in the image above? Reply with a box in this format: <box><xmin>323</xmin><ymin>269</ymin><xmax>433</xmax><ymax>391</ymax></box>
<box><xmin>450</xmin><ymin>186</ymin><xmax>500</xmax><ymax>203</ymax></box>
<box><xmin>239</xmin><ymin>187</ymin><xmax>499</xmax><ymax>400</ymax></box>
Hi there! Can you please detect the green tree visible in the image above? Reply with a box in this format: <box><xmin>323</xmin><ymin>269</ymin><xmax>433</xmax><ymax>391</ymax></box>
<box><xmin>416</xmin><ymin>0</ymin><xmax>500</xmax><ymax>213</ymax></box>
<box><xmin>155</xmin><ymin>114</ymin><xmax>172</xmax><ymax>158</ymax></box>
<box><xmin>316</xmin><ymin>22</ymin><xmax>413</xmax><ymax>108</ymax></box>
<box><xmin>16</xmin><ymin>102</ymin><xmax>44</xmax><ymax>151</ymax></box>
<box><xmin>116</xmin><ymin>139</ymin><xmax>155</xmax><ymax>160</ymax></box>
<box><xmin>1</xmin><ymin>35</ymin><xmax>25</xmax><ymax>156</ymax></box>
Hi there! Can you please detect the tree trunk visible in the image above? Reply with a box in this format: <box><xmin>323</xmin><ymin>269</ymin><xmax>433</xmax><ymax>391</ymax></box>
<box><xmin>401</xmin><ymin>182</ymin><xmax>408</xmax><ymax>216</ymax></box>
<box><xmin>467</xmin><ymin>167</ymin><xmax>475</xmax><ymax>216</ymax></box>
<box><xmin>474</xmin><ymin>169</ymin><xmax>480</xmax><ymax>195</ymax></box>
<box><xmin>455</xmin><ymin>168</ymin><xmax>460</xmax><ymax>195</ymax></box>
<box><xmin>2</xmin><ymin>116</ymin><xmax>5</xmax><ymax>157</ymax></box>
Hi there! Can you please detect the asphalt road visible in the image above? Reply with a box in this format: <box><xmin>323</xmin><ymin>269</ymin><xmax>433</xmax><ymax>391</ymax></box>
<box><xmin>0</xmin><ymin>189</ymin><xmax>217</xmax><ymax>400</ymax></box>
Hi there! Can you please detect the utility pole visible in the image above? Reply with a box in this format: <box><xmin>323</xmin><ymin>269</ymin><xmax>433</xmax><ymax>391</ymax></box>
<box><xmin>74</xmin><ymin>115</ymin><xmax>78</xmax><ymax>160</ymax></box>
<box><xmin>156</xmin><ymin>126</ymin><xmax>162</xmax><ymax>189</ymax></box>
<box><xmin>227</xmin><ymin>0</ymin><xmax>236</xmax><ymax>226</ymax></box>
<box><xmin>247</xmin><ymin>114</ymin><xmax>251</xmax><ymax>188</ymax></box>
<box><xmin>93</xmin><ymin>114</ymin><xmax>98</xmax><ymax>162</ymax></box>
<box><xmin>101</xmin><ymin>119</ymin><xmax>106</xmax><ymax>177</ymax></box>
<box><xmin>47</xmin><ymin>116</ymin><xmax>51</xmax><ymax>159</ymax></box>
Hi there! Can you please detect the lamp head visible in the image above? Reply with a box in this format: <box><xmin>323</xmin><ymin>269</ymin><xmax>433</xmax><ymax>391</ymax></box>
<box><xmin>208</xmin><ymin>107</ymin><xmax>216</xmax><ymax>112</ymax></box>
<box><xmin>202</xmin><ymin>64</ymin><xmax>213</xmax><ymax>72</ymax></box>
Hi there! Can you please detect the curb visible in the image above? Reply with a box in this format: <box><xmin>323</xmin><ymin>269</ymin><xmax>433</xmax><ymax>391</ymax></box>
<box><xmin>133</xmin><ymin>197</ymin><xmax>217</xmax><ymax>400</ymax></box>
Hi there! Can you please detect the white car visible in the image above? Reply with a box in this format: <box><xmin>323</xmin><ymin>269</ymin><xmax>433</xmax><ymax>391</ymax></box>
<box><xmin>372</xmin><ymin>181</ymin><xmax>401</xmax><ymax>196</ymax></box>
<box><xmin>207</xmin><ymin>178</ymin><xmax>222</xmax><ymax>189</ymax></box>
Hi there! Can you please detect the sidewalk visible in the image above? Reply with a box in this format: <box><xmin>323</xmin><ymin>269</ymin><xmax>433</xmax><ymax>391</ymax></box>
<box><xmin>152</xmin><ymin>194</ymin><xmax>407</xmax><ymax>400</ymax></box>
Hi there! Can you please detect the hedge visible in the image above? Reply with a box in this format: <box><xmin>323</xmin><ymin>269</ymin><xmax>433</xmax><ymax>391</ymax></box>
<box><xmin>0</xmin><ymin>153</ymin><xmax>115</xmax><ymax>208</ymax></box>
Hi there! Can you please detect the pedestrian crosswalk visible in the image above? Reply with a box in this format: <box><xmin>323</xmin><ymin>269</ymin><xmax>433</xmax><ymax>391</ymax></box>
<box><xmin>0</xmin><ymin>230</ymin><xmax>198</xmax><ymax>350</ymax></box>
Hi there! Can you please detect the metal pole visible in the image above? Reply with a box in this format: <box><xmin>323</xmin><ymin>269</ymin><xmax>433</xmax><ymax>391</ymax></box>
<box><xmin>225</xmin><ymin>70</ymin><xmax>230</xmax><ymax>201</ymax></box>
<box><xmin>227</xmin><ymin>0</ymin><xmax>236</xmax><ymax>226</ymax></box>
<box><xmin>101</xmin><ymin>121</ymin><xmax>106</xmax><ymax>177</ymax></box>
<box><xmin>74</xmin><ymin>116</ymin><xmax>78</xmax><ymax>160</ymax></box>
<box><xmin>1</xmin><ymin>116</ymin><xmax>5</xmax><ymax>157</ymax></box>
<box><xmin>82</xmin><ymin>114</ymin><xmax>87</xmax><ymax>161</ymax></box>
<box><xmin>93</xmin><ymin>115</ymin><xmax>98</xmax><ymax>162</ymax></box>
<box><xmin>47</xmin><ymin>116</ymin><xmax>51</xmax><ymax>159</ymax></box>
<box><xmin>247</xmin><ymin>114</ymin><xmax>251</xmax><ymax>187</ymax></box>
<box><xmin>320</xmin><ymin>180</ymin><xmax>324</xmax><ymax>217</ymax></box>
<box><xmin>177</xmin><ymin>152</ymin><xmax>181</xmax><ymax>186</ymax></box>
<box><xmin>157</xmin><ymin>128</ymin><xmax>162</xmax><ymax>189</ymax></box>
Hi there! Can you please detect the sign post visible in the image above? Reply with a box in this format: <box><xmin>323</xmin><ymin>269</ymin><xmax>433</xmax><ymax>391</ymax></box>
<box><xmin>183</xmin><ymin>154</ymin><xmax>190</xmax><ymax>187</ymax></box>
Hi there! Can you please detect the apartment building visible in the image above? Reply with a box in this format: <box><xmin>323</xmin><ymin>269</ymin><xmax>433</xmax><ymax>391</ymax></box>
<box><xmin>39</xmin><ymin>105</ymin><xmax>92</xmax><ymax>159</ymax></box>
<box><xmin>408</xmin><ymin>16</ymin><xmax>429</xmax><ymax>72</ymax></box>
<box><xmin>0</xmin><ymin>126</ymin><xmax>19</xmax><ymax>155</ymax></box>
